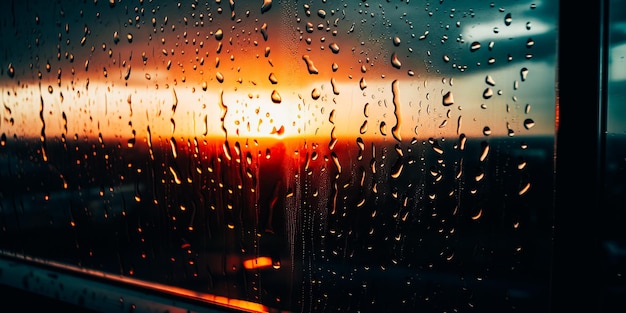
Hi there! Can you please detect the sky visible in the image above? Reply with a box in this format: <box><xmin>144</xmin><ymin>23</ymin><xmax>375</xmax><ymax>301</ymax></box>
<box><xmin>0</xmin><ymin>0</ymin><xmax>563</xmax><ymax>144</ymax></box>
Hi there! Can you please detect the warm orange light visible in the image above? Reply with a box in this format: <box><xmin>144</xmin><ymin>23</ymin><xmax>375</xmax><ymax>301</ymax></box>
<box><xmin>243</xmin><ymin>256</ymin><xmax>273</xmax><ymax>270</ymax></box>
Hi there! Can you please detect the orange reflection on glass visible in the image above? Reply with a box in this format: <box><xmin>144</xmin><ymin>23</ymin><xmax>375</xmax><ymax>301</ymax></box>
<box><xmin>243</xmin><ymin>256</ymin><xmax>273</xmax><ymax>270</ymax></box>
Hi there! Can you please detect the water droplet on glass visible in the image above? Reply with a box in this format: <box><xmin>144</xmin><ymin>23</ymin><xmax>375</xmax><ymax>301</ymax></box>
<box><xmin>483</xmin><ymin>88</ymin><xmax>493</xmax><ymax>99</ymax></box>
<box><xmin>520</xmin><ymin>67</ymin><xmax>528</xmax><ymax>81</ymax></box>
<box><xmin>393</xmin><ymin>36</ymin><xmax>401</xmax><ymax>46</ymax></box>
<box><xmin>518</xmin><ymin>182</ymin><xmax>531</xmax><ymax>196</ymax></box>
<box><xmin>485</xmin><ymin>75</ymin><xmax>496</xmax><ymax>86</ymax></box>
<box><xmin>7</xmin><ymin>63</ymin><xmax>15</xmax><ymax>78</ymax></box>
<box><xmin>523</xmin><ymin>118</ymin><xmax>535</xmax><ymax>130</ymax></box>
<box><xmin>268</xmin><ymin>72</ymin><xmax>278</xmax><ymax>84</ymax></box>
<box><xmin>391</xmin><ymin>52</ymin><xmax>402</xmax><ymax>69</ymax></box>
<box><xmin>359</xmin><ymin>77</ymin><xmax>367</xmax><ymax>90</ymax></box>
<box><xmin>483</xmin><ymin>126</ymin><xmax>491</xmax><ymax>136</ymax></box>
<box><xmin>504</xmin><ymin>13</ymin><xmax>512</xmax><ymax>26</ymax></box>
<box><xmin>215</xmin><ymin>28</ymin><xmax>224</xmax><ymax>40</ymax></box>
<box><xmin>261</xmin><ymin>23</ymin><xmax>269</xmax><ymax>41</ymax></box>
<box><xmin>311</xmin><ymin>88</ymin><xmax>320</xmax><ymax>100</ymax></box>
<box><xmin>379</xmin><ymin>121</ymin><xmax>387</xmax><ymax>136</ymax></box>
<box><xmin>271</xmin><ymin>90</ymin><xmax>282</xmax><ymax>103</ymax></box>
<box><xmin>329</xmin><ymin>42</ymin><xmax>340</xmax><ymax>54</ymax></box>
<box><xmin>216</xmin><ymin>71</ymin><xmax>224</xmax><ymax>83</ymax></box>
<box><xmin>302</xmin><ymin>55</ymin><xmax>319</xmax><ymax>74</ymax></box>
<box><xmin>479</xmin><ymin>141</ymin><xmax>490</xmax><ymax>161</ymax></box>
<box><xmin>442</xmin><ymin>91</ymin><xmax>454</xmax><ymax>106</ymax></box>
<box><xmin>261</xmin><ymin>0</ymin><xmax>272</xmax><ymax>13</ymax></box>
<box><xmin>331</xmin><ymin>77</ymin><xmax>339</xmax><ymax>95</ymax></box>
<box><xmin>470</xmin><ymin>41</ymin><xmax>481</xmax><ymax>52</ymax></box>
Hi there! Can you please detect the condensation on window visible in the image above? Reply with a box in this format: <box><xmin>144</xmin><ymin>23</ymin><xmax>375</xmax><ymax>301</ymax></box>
<box><xmin>0</xmin><ymin>1</ymin><xmax>557</xmax><ymax>312</ymax></box>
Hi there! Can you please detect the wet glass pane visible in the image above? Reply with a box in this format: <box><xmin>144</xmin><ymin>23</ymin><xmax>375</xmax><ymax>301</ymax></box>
<box><xmin>0</xmin><ymin>0</ymin><xmax>557</xmax><ymax>311</ymax></box>
<box><xmin>604</xmin><ymin>0</ymin><xmax>626</xmax><ymax>307</ymax></box>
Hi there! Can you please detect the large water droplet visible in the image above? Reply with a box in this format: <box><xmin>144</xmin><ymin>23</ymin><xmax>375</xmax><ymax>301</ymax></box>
<box><xmin>483</xmin><ymin>88</ymin><xmax>493</xmax><ymax>99</ymax></box>
<box><xmin>391</xmin><ymin>52</ymin><xmax>402</xmax><ymax>69</ymax></box>
<box><xmin>504</xmin><ymin>13</ymin><xmax>512</xmax><ymax>26</ymax></box>
<box><xmin>268</xmin><ymin>72</ymin><xmax>278</xmax><ymax>84</ymax></box>
<box><xmin>261</xmin><ymin>0</ymin><xmax>272</xmax><ymax>13</ymax></box>
<box><xmin>329</xmin><ymin>42</ymin><xmax>340</xmax><ymax>54</ymax></box>
<box><xmin>470</xmin><ymin>41</ymin><xmax>481</xmax><ymax>52</ymax></box>
<box><xmin>311</xmin><ymin>88</ymin><xmax>320</xmax><ymax>100</ymax></box>
<box><xmin>359</xmin><ymin>77</ymin><xmax>367</xmax><ymax>90</ymax></box>
<box><xmin>393</xmin><ymin>36</ymin><xmax>401</xmax><ymax>46</ymax></box>
<box><xmin>442</xmin><ymin>91</ymin><xmax>454</xmax><ymax>106</ymax></box>
<box><xmin>215</xmin><ymin>28</ymin><xmax>224</xmax><ymax>40</ymax></box>
<box><xmin>523</xmin><ymin>118</ymin><xmax>535</xmax><ymax>130</ymax></box>
<box><xmin>483</xmin><ymin>126</ymin><xmax>491</xmax><ymax>136</ymax></box>
<box><xmin>271</xmin><ymin>90</ymin><xmax>282</xmax><ymax>103</ymax></box>
<box><xmin>520</xmin><ymin>67</ymin><xmax>528</xmax><ymax>81</ymax></box>
<box><xmin>302</xmin><ymin>55</ymin><xmax>319</xmax><ymax>74</ymax></box>
<box><xmin>7</xmin><ymin>63</ymin><xmax>15</xmax><ymax>78</ymax></box>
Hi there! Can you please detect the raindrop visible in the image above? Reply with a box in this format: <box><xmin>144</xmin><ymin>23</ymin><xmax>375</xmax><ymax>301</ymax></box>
<box><xmin>360</xmin><ymin>120</ymin><xmax>368</xmax><ymax>134</ymax></box>
<box><xmin>268</xmin><ymin>72</ymin><xmax>278</xmax><ymax>84</ymax></box>
<box><xmin>379</xmin><ymin>121</ymin><xmax>387</xmax><ymax>136</ymax></box>
<box><xmin>331</xmin><ymin>78</ymin><xmax>339</xmax><ymax>95</ymax></box>
<box><xmin>483</xmin><ymin>126</ymin><xmax>491</xmax><ymax>136</ymax></box>
<box><xmin>215</xmin><ymin>28</ymin><xmax>224</xmax><ymax>40</ymax></box>
<box><xmin>127</xmin><ymin>33</ymin><xmax>133</xmax><ymax>43</ymax></box>
<box><xmin>216</xmin><ymin>71</ymin><xmax>224</xmax><ymax>83</ymax></box>
<box><xmin>523</xmin><ymin>118</ymin><xmax>535</xmax><ymax>130</ymax></box>
<box><xmin>329</xmin><ymin>42</ymin><xmax>340</xmax><ymax>54</ymax></box>
<box><xmin>520</xmin><ymin>67</ymin><xmax>528</xmax><ymax>81</ymax></box>
<box><xmin>393</xmin><ymin>36</ymin><xmax>401</xmax><ymax>46</ymax></box>
<box><xmin>302</xmin><ymin>55</ymin><xmax>319</xmax><ymax>74</ymax></box>
<box><xmin>485</xmin><ymin>75</ymin><xmax>496</xmax><ymax>86</ymax></box>
<box><xmin>518</xmin><ymin>158</ymin><xmax>527</xmax><ymax>170</ymax></box>
<box><xmin>391</xmin><ymin>79</ymin><xmax>402</xmax><ymax>142</ymax></box>
<box><xmin>518</xmin><ymin>182</ymin><xmax>531</xmax><ymax>196</ymax></box>
<box><xmin>311</xmin><ymin>88</ymin><xmax>320</xmax><ymax>100</ymax></box>
<box><xmin>470</xmin><ymin>41</ymin><xmax>481</xmax><ymax>52</ymax></box>
<box><xmin>442</xmin><ymin>91</ymin><xmax>454</xmax><ymax>106</ymax></box>
<box><xmin>504</xmin><ymin>13</ymin><xmax>512</xmax><ymax>26</ymax></box>
<box><xmin>261</xmin><ymin>23</ymin><xmax>268</xmax><ymax>41</ymax></box>
<box><xmin>271</xmin><ymin>90</ymin><xmax>282</xmax><ymax>103</ymax></box>
<box><xmin>526</xmin><ymin>38</ymin><xmax>534</xmax><ymax>48</ymax></box>
<box><xmin>7</xmin><ymin>63</ymin><xmax>15</xmax><ymax>78</ymax></box>
<box><xmin>479</xmin><ymin>141</ymin><xmax>490</xmax><ymax>161</ymax></box>
<box><xmin>124</xmin><ymin>66</ymin><xmax>131</xmax><ymax>80</ymax></box>
<box><xmin>391</xmin><ymin>52</ymin><xmax>402</xmax><ymax>69</ymax></box>
<box><xmin>261</xmin><ymin>0</ymin><xmax>272</xmax><ymax>13</ymax></box>
<box><xmin>483</xmin><ymin>88</ymin><xmax>493</xmax><ymax>99</ymax></box>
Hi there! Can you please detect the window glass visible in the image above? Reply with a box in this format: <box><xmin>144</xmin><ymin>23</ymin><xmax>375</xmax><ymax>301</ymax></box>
<box><xmin>604</xmin><ymin>0</ymin><xmax>626</xmax><ymax>306</ymax></box>
<box><xmin>0</xmin><ymin>1</ymin><xmax>557</xmax><ymax>311</ymax></box>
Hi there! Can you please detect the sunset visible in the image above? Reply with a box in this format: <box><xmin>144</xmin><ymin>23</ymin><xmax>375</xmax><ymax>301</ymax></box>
<box><xmin>0</xmin><ymin>1</ymin><xmax>585</xmax><ymax>312</ymax></box>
